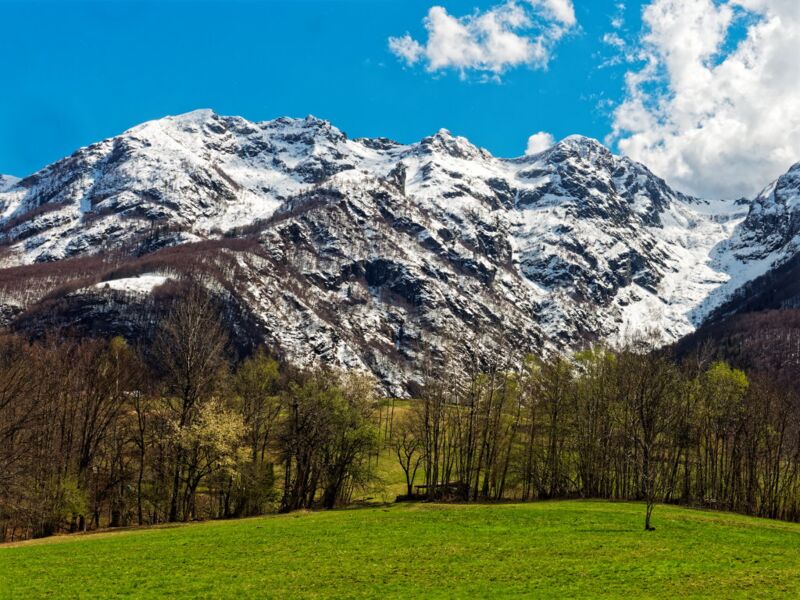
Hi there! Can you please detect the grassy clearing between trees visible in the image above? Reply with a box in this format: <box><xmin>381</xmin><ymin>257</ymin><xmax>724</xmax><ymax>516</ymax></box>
<box><xmin>2</xmin><ymin>500</ymin><xmax>799</xmax><ymax>599</ymax></box>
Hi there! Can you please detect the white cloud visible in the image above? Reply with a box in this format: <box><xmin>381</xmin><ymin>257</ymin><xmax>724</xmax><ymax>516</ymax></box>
<box><xmin>602</xmin><ymin>32</ymin><xmax>625</xmax><ymax>49</ymax></box>
<box><xmin>610</xmin><ymin>2</ymin><xmax>626</xmax><ymax>29</ymax></box>
<box><xmin>609</xmin><ymin>0</ymin><xmax>800</xmax><ymax>199</ymax></box>
<box><xmin>529</xmin><ymin>0</ymin><xmax>576</xmax><ymax>26</ymax></box>
<box><xmin>388</xmin><ymin>35</ymin><xmax>424</xmax><ymax>65</ymax></box>
<box><xmin>525</xmin><ymin>131</ymin><xmax>556</xmax><ymax>154</ymax></box>
<box><xmin>599</xmin><ymin>3</ymin><xmax>634</xmax><ymax>67</ymax></box>
<box><xmin>389</xmin><ymin>1</ymin><xmax>576</xmax><ymax>78</ymax></box>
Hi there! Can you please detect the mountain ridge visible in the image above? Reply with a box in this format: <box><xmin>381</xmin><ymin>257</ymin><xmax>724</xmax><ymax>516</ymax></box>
<box><xmin>0</xmin><ymin>110</ymin><xmax>797</xmax><ymax>394</ymax></box>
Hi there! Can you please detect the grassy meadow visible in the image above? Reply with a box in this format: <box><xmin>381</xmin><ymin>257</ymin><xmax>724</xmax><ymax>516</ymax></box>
<box><xmin>2</xmin><ymin>500</ymin><xmax>800</xmax><ymax>599</ymax></box>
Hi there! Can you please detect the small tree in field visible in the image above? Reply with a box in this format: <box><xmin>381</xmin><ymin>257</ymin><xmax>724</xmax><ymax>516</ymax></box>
<box><xmin>394</xmin><ymin>415</ymin><xmax>424</xmax><ymax>497</ymax></box>
<box><xmin>617</xmin><ymin>338</ymin><xmax>681</xmax><ymax>531</ymax></box>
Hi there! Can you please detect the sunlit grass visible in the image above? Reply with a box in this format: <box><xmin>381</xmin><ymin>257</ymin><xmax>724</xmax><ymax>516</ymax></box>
<box><xmin>3</xmin><ymin>500</ymin><xmax>800</xmax><ymax>599</ymax></box>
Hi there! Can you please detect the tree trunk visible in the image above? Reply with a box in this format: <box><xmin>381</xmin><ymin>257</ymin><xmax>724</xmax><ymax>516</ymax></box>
<box><xmin>169</xmin><ymin>451</ymin><xmax>182</xmax><ymax>522</ymax></box>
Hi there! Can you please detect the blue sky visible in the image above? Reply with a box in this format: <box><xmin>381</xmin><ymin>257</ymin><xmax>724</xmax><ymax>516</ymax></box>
<box><xmin>0</xmin><ymin>0</ymin><xmax>643</xmax><ymax>177</ymax></box>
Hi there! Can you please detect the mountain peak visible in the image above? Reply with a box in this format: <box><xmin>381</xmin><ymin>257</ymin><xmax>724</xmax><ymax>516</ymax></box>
<box><xmin>303</xmin><ymin>114</ymin><xmax>329</xmax><ymax>125</ymax></box>
<box><xmin>264</xmin><ymin>115</ymin><xmax>347</xmax><ymax>144</ymax></box>
<box><xmin>554</xmin><ymin>134</ymin><xmax>609</xmax><ymax>154</ymax></box>
<box><xmin>0</xmin><ymin>174</ymin><xmax>20</xmax><ymax>192</ymax></box>
<box><xmin>170</xmin><ymin>108</ymin><xmax>218</xmax><ymax>122</ymax></box>
<box><xmin>419</xmin><ymin>128</ymin><xmax>485</xmax><ymax>160</ymax></box>
<box><xmin>124</xmin><ymin>109</ymin><xmax>222</xmax><ymax>138</ymax></box>
<box><xmin>158</xmin><ymin>108</ymin><xmax>221</xmax><ymax>129</ymax></box>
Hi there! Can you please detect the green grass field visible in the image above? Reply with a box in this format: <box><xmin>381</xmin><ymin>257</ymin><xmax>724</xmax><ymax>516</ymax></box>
<box><xmin>2</xmin><ymin>501</ymin><xmax>799</xmax><ymax>599</ymax></box>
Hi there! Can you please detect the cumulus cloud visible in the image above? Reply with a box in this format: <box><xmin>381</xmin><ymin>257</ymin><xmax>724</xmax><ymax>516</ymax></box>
<box><xmin>609</xmin><ymin>0</ymin><xmax>800</xmax><ymax>199</ymax></box>
<box><xmin>388</xmin><ymin>35</ymin><xmax>425</xmax><ymax>65</ymax></box>
<box><xmin>525</xmin><ymin>131</ymin><xmax>556</xmax><ymax>154</ymax></box>
<box><xmin>388</xmin><ymin>0</ymin><xmax>576</xmax><ymax>78</ymax></box>
<box><xmin>530</xmin><ymin>0</ymin><xmax>576</xmax><ymax>26</ymax></box>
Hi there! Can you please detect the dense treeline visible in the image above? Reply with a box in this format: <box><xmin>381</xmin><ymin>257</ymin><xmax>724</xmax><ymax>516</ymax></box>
<box><xmin>399</xmin><ymin>341</ymin><xmax>800</xmax><ymax>529</ymax></box>
<box><xmin>3</xmin><ymin>286</ymin><xmax>800</xmax><ymax>539</ymax></box>
<box><xmin>676</xmin><ymin>309</ymin><xmax>800</xmax><ymax>389</ymax></box>
<box><xmin>0</xmin><ymin>287</ymin><xmax>379</xmax><ymax>541</ymax></box>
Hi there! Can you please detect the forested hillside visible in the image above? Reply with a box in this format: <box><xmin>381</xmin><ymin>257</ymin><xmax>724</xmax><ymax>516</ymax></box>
<box><xmin>4</xmin><ymin>281</ymin><xmax>800</xmax><ymax>541</ymax></box>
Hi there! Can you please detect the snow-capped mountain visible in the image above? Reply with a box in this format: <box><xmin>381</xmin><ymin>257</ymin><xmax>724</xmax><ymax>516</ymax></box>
<box><xmin>730</xmin><ymin>162</ymin><xmax>800</xmax><ymax>260</ymax></box>
<box><xmin>0</xmin><ymin>110</ymin><xmax>795</xmax><ymax>393</ymax></box>
<box><xmin>0</xmin><ymin>174</ymin><xmax>19</xmax><ymax>192</ymax></box>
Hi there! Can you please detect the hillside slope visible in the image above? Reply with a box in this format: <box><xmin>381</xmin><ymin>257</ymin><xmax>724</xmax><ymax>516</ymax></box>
<box><xmin>674</xmin><ymin>163</ymin><xmax>800</xmax><ymax>382</ymax></box>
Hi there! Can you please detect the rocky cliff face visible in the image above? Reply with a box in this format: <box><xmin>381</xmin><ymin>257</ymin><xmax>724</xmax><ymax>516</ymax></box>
<box><xmin>731</xmin><ymin>163</ymin><xmax>800</xmax><ymax>260</ymax></box>
<box><xmin>0</xmin><ymin>110</ymin><xmax>795</xmax><ymax>394</ymax></box>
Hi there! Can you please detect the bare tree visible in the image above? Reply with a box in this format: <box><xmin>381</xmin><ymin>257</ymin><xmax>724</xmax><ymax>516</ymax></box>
<box><xmin>617</xmin><ymin>340</ymin><xmax>681</xmax><ymax>531</ymax></box>
<box><xmin>394</xmin><ymin>415</ymin><xmax>424</xmax><ymax>497</ymax></box>
<box><xmin>152</xmin><ymin>282</ymin><xmax>229</xmax><ymax>522</ymax></box>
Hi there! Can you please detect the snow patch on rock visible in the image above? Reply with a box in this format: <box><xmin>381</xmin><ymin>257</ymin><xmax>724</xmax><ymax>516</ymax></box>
<box><xmin>92</xmin><ymin>275</ymin><xmax>169</xmax><ymax>295</ymax></box>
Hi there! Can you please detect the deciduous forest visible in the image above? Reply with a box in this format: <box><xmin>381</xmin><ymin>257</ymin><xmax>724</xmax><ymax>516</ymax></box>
<box><xmin>2</xmin><ymin>285</ymin><xmax>800</xmax><ymax>541</ymax></box>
